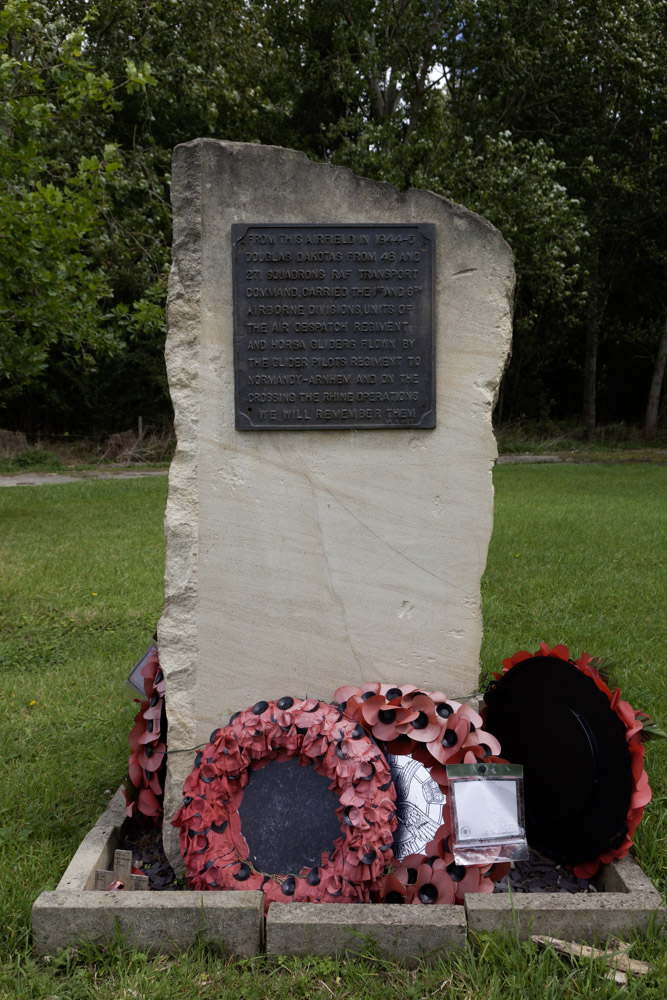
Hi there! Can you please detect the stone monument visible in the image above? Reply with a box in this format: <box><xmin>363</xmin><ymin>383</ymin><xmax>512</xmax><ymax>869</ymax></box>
<box><xmin>160</xmin><ymin>139</ymin><xmax>514</xmax><ymax>867</ymax></box>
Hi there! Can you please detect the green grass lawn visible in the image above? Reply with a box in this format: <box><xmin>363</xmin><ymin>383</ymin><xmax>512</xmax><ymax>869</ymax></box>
<box><xmin>0</xmin><ymin>466</ymin><xmax>665</xmax><ymax>998</ymax></box>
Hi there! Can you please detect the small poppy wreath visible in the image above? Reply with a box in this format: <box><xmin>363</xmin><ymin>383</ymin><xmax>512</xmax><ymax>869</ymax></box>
<box><xmin>491</xmin><ymin>642</ymin><xmax>652</xmax><ymax>878</ymax></box>
<box><xmin>172</xmin><ymin>697</ymin><xmax>397</xmax><ymax>908</ymax></box>
<box><xmin>124</xmin><ymin>647</ymin><xmax>167</xmax><ymax>820</ymax></box>
<box><xmin>334</xmin><ymin>683</ymin><xmax>510</xmax><ymax>902</ymax></box>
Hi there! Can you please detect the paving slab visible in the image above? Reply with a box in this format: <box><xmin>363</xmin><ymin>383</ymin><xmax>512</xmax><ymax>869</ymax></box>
<box><xmin>465</xmin><ymin>856</ymin><xmax>664</xmax><ymax>941</ymax></box>
<box><xmin>32</xmin><ymin>889</ymin><xmax>263</xmax><ymax>957</ymax></box>
<box><xmin>266</xmin><ymin>902</ymin><xmax>466</xmax><ymax>964</ymax></box>
<box><xmin>31</xmin><ymin>791</ymin><xmax>264</xmax><ymax>957</ymax></box>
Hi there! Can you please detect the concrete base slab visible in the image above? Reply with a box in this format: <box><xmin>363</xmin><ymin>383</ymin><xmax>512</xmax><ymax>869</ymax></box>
<box><xmin>31</xmin><ymin>790</ymin><xmax>264</xmax><ymax>957</ymax></box>
<box><xmin>32</xmin><ymin>889</ymin><xmax>264</xmax><ymax>957</ymax></box>
<box><xmin>32</xmin><ymin>790</ymin><xmax>664</xmax><ymax>957</ymax></box>
<box><xmin>266</xmin><ymin>902</ymin><xmax>466</xmax><ymax>964</ymax></box>
<box><xmin>465</xmin><ymin>857</ymin><xmax>665</xmax><ymax>941</ymax></box>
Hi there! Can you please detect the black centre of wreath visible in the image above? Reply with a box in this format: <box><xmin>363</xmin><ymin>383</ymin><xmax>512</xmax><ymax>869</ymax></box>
<box><xmin>236</xmin><ymin>757</ymin><xmax>342</xmax><ymax>875</ymax></box>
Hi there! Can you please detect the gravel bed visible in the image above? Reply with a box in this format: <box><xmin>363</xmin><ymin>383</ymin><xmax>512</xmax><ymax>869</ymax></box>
<box><xmin>122</xmin><ymin>820</ymin><xmax>596</xmax><ymax>895</ymax></box>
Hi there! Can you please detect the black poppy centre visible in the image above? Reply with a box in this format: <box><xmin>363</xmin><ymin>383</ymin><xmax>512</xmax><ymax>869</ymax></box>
<box><xmin>236</xmin><ymin>756</ymin><xmax>343</xmax><ymax>874</ymax></box>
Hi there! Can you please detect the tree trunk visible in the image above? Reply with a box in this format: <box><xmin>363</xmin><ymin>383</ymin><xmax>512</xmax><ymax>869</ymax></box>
<box><xmin>583</xmin><ymin>248</ymin><xmax>599</xmax><ymax>438</ymax></box>
<box><xmin>644</xmin><ymin>316</ymin><xmax>667</xmax><ymax>439</ymax></box>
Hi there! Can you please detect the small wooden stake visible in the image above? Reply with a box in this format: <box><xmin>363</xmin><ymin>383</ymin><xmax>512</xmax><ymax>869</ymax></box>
<box><xmin>531</xmin><ymin>935</ymin><xmax>650</xmax><ymax>980</ymax></box>
<box><xmin>94</xmin><ymin>849</ymin><xmax>149</xmax><ymax>891</ymax></box>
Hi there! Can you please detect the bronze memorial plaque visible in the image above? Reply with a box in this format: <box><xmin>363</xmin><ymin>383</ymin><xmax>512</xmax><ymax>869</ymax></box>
<box><xmin>232</xmin><ymin>224</ymin><xmax>435</xmax><ymax>430</ymax></box>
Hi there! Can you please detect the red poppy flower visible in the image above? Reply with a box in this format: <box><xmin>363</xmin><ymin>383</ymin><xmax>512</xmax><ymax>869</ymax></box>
<box><xmin>413</xmin><ymin>859</ymin><xmax>457</xmax><ymax>905</ymax></box>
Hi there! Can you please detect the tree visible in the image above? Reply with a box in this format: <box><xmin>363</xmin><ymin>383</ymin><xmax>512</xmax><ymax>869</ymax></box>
<box><xmin>261</xmin><ymin>1</ymin><xmax>588</xmax><ymax>420</ymax></box>
<box><xmin>444</xmin><ymin>0</ymin><xmax>667</xmax><ymax>432</ymax></box>
<box><xmin>3</xmin><ymin>0</ymin><xmax>665</xmax><ymax>435</ymax></box>
<box><xmin>0</xmin><ymin>1</ymin><xmax>122</xmax><ymax>405</ymax></box>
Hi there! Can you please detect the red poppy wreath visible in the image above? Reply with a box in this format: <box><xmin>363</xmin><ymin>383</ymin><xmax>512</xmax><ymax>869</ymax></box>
<box><xmin>124</xmin><ymin>647</ymin><xmax>166</xmax><ymax>820</ymax></box>
<box><xmin>172</xmin><ymin>697</ymin><xmax>397</xmax><ymax>908</ymax></box>
<box><xmin>334</xmin><ymin>683</ymin><xmax>511</xmax><ymax>902</ymax></box>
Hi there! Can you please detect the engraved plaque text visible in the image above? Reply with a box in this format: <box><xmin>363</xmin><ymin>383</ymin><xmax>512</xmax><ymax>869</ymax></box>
<box><xmin>232</xmin><ymin>224</ymin><xmax>435</xmax><ymax>429</ymax></box>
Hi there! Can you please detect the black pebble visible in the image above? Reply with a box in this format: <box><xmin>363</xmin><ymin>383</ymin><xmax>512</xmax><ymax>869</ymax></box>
<box><xmin>412</xmin><ymin>711</ymin><xmax>428</xmax><ymax>730</ymax></box>
<box><xmin>378</xmin><ymin>709</ymin><xmax>396</xmax><ymax>724</ymax></box>
<box><xmin>234</xmin><ymin>864</ymin><xmax>251</xmax><ymax>881</ymax></box>
<box><xmin>229</xmin><ymin>711</ymin><xmax>240</xmax><ymax>724</ymax></box>
<box><xmin>406</xmin><ymin>867</ymin><xmax>418</xmax><ymax>885</ymax></box>
<box><xmin>361</xmin><ymin>691</ymin><xmax>375</xmax><ymax>702</ymax></box>
<box><xmin>277</xmin><ymin>696</ymin><xmax>294</xmax><ymax>710</ymax></box>
<box><xmin>436</xmin><ymin>703</ymin><xmax>453</xmax><ymax>719</ymax></box>
<box><xmin>385</xmin><ymin>890</ymin><xmax>404</xmax><ymax>903</ymax></box>
<box><xmin>307</xmin><ymin>868</ymin><xmax>321</xmax><ymax>886</ymax></box>
<box><xmin>441</xmin><ymin>730</ymin><xmax>457</xmax><ymax>747</ymax></box>
<box><xmin>209</xmin><ymin>728</ymin><xmax>219</xmax><ymax>743</ymax></box>
<box><xmin>281</xmin><ymin>876</ymin><xmax>296</xmax><ymax>895</ymax></box>
<box><xmin>252</xmin><ymin>700</ymin><xmax>269</xmax><ymax>715</ymax></box>
<box><xmin>385</xmin><ymin>687</ymin><xmax>402</xmax><ymax>700</ymax></box>
<box><xmin>351</xmin><ymin>723</ymin><xmax>365</xmax><ymax>740</ymax></box>
<box><xmin>211</xmin><ymin>820</ymin><xmax>228</xmax><ymax>834</ymax></box>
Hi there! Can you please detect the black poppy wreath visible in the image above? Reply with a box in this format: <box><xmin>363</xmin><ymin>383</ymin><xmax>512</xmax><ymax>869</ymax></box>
<box><xmin>334</xmin><ymin>683</ymin><xmax>511</xmax><ymax>903</ymax></box>
<box><xmin>172</xmin><ymin>697</ymin><xmax>397</xmax><ymax>908</ymax></box>
<box><xmin>484</xmin><ymin>642</ymin><xmax>652</xmax><ymax>878</ymax></box>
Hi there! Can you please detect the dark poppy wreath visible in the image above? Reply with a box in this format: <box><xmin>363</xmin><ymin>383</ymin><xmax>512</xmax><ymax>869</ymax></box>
<box><xmin>172</xmin><ymin>697</ymin><xmax>397</xmax><ymax>908</ymax></box>
<box><xmin>124</xmin><ymin>647</ymin><xmax>167</xmax><ymax>820</ymax></box>
<box><xmin>334</xmin><ymin>683</ymin><xmax>511</xmax><ymax>903</ymax></box>
<box><xmin>489</xmin><ymin>642</ymin><xmax>652</xmax><ymax>878</ymax></box>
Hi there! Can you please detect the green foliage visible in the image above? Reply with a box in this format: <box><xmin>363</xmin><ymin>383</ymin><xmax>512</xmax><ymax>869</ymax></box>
<box><xmin>0</xmin><ymin>447</ymin><xmax>65</xmax><ymax>473</ymax></box>
<box><xmin>1</xmin><ymin>0</ymin><xmax>666</xmax><ymax>433</ymax></box>
<box><xmin>0</xmin><ymin>1</ymin><xmax>123</xmax><ymax>402</ymax></box>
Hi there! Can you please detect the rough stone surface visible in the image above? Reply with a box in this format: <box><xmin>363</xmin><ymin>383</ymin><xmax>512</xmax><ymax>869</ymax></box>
<box><xmin>160</xmin><ymin>139</ymin><xmax>514</xmax><ymax>867</ymax></box>
<box><xmin>266</xmin><ymin>902</ymin><xmax>466</xmax><ymax>963</ymax></box>
<box><xmin>32</xmin><ymin>890</ymin><xmax>264</xmax><ymax>957</ymax></box>
<box><xmin>465</xmin><ymin>855</ymin><xmax>665</xmax><ymax>940</ymax></box>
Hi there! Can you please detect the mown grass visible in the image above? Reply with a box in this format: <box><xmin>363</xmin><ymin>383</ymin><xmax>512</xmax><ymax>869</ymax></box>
<box><xmin>0</xmin><ymin>467</ymin><xmax>665</xmax><ymax>998</ymax></box>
